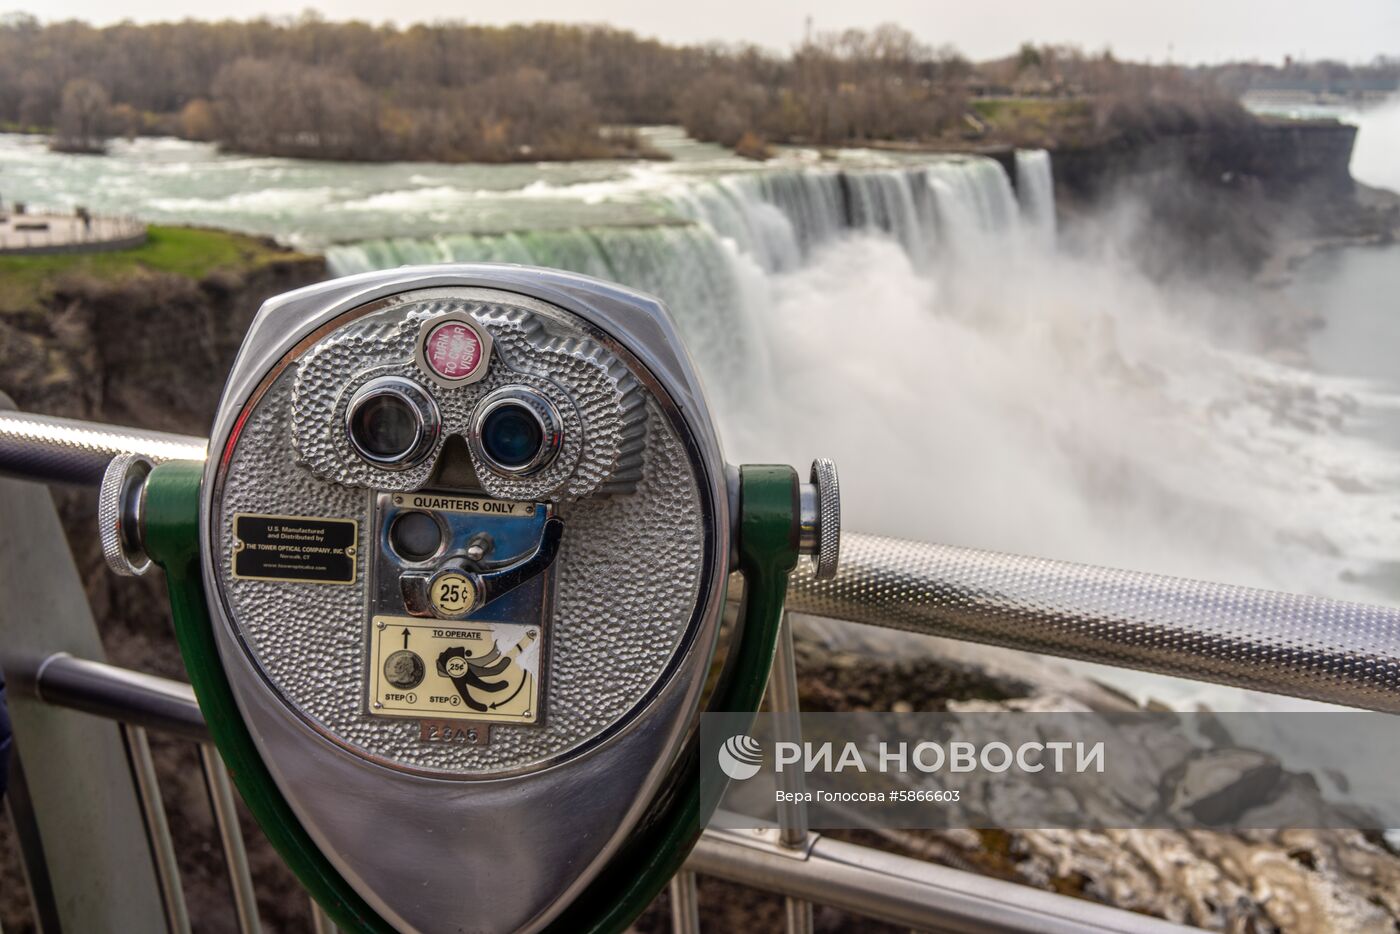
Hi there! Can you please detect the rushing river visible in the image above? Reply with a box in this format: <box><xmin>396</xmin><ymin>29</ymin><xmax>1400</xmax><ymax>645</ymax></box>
<box><xmin>2</xmin><ymin>121</ymin><xmax>1398</xmax><ymax>709</ymax></box>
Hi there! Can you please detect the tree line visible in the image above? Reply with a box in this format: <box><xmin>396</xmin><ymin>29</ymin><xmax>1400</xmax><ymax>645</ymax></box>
<box><xmin>7</xmin><ymin>14</ymin><xmax>1378</xmax><ymax>163</ymax></box>
<box><xmin>19</xmin><ymin>16</ymin><xmax>692</xmax><ymax>160</ymax></box>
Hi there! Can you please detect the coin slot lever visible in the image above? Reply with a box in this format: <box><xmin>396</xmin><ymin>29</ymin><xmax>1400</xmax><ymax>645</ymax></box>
<box><xmin>401</xmin><ymin>517</ymin><xmax>564</xmax><ymax>619</ymax></box>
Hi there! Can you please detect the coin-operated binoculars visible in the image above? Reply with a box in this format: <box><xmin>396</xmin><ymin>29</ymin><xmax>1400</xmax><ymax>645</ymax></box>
<box><xmin>99</xmin><ymin>266</ymin><xmax>840</xmax><ymax>934</ymax></box>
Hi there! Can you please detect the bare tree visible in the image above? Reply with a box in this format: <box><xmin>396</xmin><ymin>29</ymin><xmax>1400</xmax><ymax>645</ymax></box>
<box><xmin>0</xmin><ymin>17</ymin><xmax>1301</xmax><ymax>162</ymax></box>
<box><xmin>50</xmin><ymin>78</ymin><xmax>111</xmax><ymax>154</ymax></box>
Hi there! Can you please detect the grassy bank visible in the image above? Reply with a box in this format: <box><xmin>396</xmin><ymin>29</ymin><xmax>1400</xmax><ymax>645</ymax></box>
<box><xmin>969</xmin><ymin>97</ymin><xmax>1094</xmax><ymax>145</ymax></box>
<box><xmin>0</xmin><ymin>225</ymin><xmax>314</xmax><ymax>312</ymax></box>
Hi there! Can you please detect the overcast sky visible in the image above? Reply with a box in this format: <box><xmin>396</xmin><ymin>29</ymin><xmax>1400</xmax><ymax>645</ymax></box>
<box><xmin>15</xmin><ymin>0</ymin><xmax>1399</xmax><ymax>64</ymax></box>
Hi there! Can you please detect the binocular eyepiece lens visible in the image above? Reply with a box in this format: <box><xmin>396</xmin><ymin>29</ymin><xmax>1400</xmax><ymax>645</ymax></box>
<box><xmin>481</xmin><ymin>404</ymin><xmax>544</xmax><ymax>469</ymax></box>
<box><xmin>353</xmin><ymin>395</ymin><xmax>419</xmax><ymax>458</ymax></box>
<box><xmin>470</xmin><ymin>387</ymin><xmax>563</xmax><ymax>477</ymax></box>
<box><xmin>345</xmin><ymin>377</ymin><xmax>440</xmax><ymax>469</ymax></box>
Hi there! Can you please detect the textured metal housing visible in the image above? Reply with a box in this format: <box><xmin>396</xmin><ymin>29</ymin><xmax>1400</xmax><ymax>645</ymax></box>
<box><xmin>199</xmin><ymin>266</ymin><xmax>730</xmax><ymax>934</ymax></box>
<box><xmin>292</xmin><ymin>294</ymin><xmax>647</xmax><ymax>501</ymax></box>
<box><xmin>218</xmin><ymin>362</ymin><xmax>703</xmax><ymax>772</ymax></box>
<box><xmin>789</xmin><ymin>533</ymin><xmax>1400</xmax><ymax>711</ymax></box>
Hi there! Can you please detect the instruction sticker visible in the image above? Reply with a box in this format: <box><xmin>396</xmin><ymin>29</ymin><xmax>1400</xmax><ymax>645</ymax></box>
<box><xmin>232</xmin><ymin>514</ymin><xmax>358</xmax><ymax>584</ymax></box>
<box><xmin>369</xmin><ymin>616</ymin><xmax>541</xmax><ymax>725</ymax></box>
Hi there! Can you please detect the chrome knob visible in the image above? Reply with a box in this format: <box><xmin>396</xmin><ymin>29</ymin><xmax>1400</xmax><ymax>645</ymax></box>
<box><xmin>799</xmin><ymin>458</ymin><xmax>840</xmax><ymax>579</ymax></box>
<box><xmin>99</xmin><ymin>453</ymin><xmax>154</xmax><ymax>577</ymax></box>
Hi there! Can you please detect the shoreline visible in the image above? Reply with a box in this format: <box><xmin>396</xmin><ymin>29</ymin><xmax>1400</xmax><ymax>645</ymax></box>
<box><xmin>1257</xmin><ymin>228</ymin><xmax>1399</xmax><ymax>290</ymax></box>
<box><xmin>1257</xmin><ymin>180</ymin><xmax>1400</xmax><ymax>289</ymax></box>
<box><xmin>13</xmin><ymin>109</ymin><xmax>1354</xmax><ymax>170</ymax></box>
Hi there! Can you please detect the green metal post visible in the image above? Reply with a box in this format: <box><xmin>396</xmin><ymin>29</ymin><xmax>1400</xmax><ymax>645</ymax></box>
<box><xmin>545</xmin><ymin>464</ymin><xmax>800</xmax><ymax>933</ymax></box>
<box><xmin>142</xmin><ymin>460</ymin><xmax>394</xmax><ymax>934</ymax></box>
<box><xmin>143</xmin><ymin>460</ymin><xmax>800</xmax><ymax>934</ymax></box>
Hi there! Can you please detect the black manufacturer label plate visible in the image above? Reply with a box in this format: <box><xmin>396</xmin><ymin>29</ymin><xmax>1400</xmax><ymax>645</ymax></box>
<box><xmin>232</xmin><ymin>514</ymin><xmax>358</xmax><ymax>584</ymax></box>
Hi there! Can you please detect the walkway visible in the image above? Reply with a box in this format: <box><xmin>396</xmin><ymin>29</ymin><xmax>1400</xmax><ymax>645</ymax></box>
<box><xmin>0</xmin><ymin>213</ymin><xmax>147</xmax><ymax>255</ymax></box>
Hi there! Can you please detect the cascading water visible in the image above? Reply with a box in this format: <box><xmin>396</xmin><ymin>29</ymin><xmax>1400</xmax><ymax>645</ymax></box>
<box><xmin>329</xmin><ymin>146</ymin><xmax>1400</xmax><ymax>710</ymax></box>
<box><xmin>3</xmin><ymin>126</ymin><xmax>1397</xmax><ymax>709</ymax></box>
<box><xmin>326</xmin><ymin>155</ymin><xmax>1032</xmax><ymax>386</ymax></box>
<box><xmin>327</xmin><ymin>154</ymin><xmax>1030</xmax><ymax>281</ymax></box>
<box><xmin>326</xmin><ymin>155</ymin><xmax>1034</xmax><ymax>411</ymax></box>
<box><xmin>1015</xmin><ymin>149</ymin><xmax>1057</xmax><ymax>243</ymax></box>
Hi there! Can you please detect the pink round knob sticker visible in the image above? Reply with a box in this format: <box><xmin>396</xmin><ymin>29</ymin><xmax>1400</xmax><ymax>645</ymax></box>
<box><xmin>423</xmin><ymin>321</ymin><xmax>484</xmax><ymax>381</ymax></box>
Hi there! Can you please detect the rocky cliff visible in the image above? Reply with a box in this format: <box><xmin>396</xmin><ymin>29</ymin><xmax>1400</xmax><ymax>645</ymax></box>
<box><xmin>0</xmin><ymin>247</ymin><xmax>325</xmax><ymax>664</ymax></box>
<box><xmin>1052</xmin><ymin>120</ymin><xmax>1359</xmax><ymax>202</ymax></box>
<box><xmin>1047</xmin><ymin>120</ymin><xmax>1395</xmax><ymax>281</ymax></box>
<box><xmin>0</xmin><ymin>249</ymin><xmax>324</xmax><ymax>433</ymax></box>
<box><xmin>0</xmin><ymin>244</ymin><xmax>326</xmax><ymax>934</ymax></box>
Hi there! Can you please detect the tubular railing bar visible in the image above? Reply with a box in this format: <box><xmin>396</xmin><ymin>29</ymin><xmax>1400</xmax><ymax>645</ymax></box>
<box><xmin>691</xmin><ymin>826</ymin><xmax>1197</xmax><ymax>934</ymax></box>
<box><xmin>17</xmin><ymin>655</ymin><xmax>1194</xmax><ymax>934</ymax></box>
<box><xmin>6</xmin><ymin>409</ymin><xmax>1400</xmax><ymax>715</ymax></box>
<box><xmin>34</xmin><ymin>652</ymin><xmax>208</xmax><ymax>741</ymax></box>
<box><xmin>785</xmin><ymin>533</ymin><xmax>1400</xmax><ymax>713</ymax></box>
<box><xmin>0</xmin><ymin>410</ymin><xmax>204</xmax><ymax>486</ymax></box>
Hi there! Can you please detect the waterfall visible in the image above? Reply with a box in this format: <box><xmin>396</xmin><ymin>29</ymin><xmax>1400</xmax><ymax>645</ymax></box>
<box><xmin>1015</xmin><ymin>149</ymin><xmax>1057</xmax><ymax>243</ymax></box>
<box><xmin>325</xmin><ymin>152</ymin><xmax>1055</xmax><ymax>403</ymax></box>
<box><xmin>320</xmin><ymin>147</ymin><xmax>1400</xmax><ymax>646</ymax></box>
<box><xmin>329</xmin><ymin>223</ymin><xmax>768</xmax><ymax>390</ymax></box>
<box><xmin>329</xmin><ymin>152</ymin><xmax>1052</xmax><ymax>283</ymax></box>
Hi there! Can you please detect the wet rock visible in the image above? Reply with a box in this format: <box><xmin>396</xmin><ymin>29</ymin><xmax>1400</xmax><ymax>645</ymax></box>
<box><xmin>1167</xmin><ymin>749</ymin><xmax>1284</xmax><ymax>825</ymax></box>
<box><xmin>795</xmin><ymin>629</ymin><xmax>1400</xmax><ymax>932</ymax></box>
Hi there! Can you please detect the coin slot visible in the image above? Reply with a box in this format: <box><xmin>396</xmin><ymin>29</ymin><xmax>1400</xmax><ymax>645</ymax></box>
<box><xmin>389</xmin><ymin>510</ymin><xmax>444</xmax><ymax>562</ymax></box>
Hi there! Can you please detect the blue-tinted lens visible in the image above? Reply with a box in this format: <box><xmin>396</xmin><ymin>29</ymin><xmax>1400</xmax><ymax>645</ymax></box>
<box><xmin>481</xmin><ymin>404</ymin><xmax>544</xmax><ymax>468</ymax></box>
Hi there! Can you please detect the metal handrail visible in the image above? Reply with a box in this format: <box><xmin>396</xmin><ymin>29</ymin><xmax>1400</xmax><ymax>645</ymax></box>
<box><xmin>18</xmin><ymin>654</ymin><xmax>261</xmax><ymax>933</ymax></box>
<box><xmin>787</xmin><ymin>533</ymin><xmax>1400</xmax><ymax>711</ymax></box>
<box><xmin>34</xmin><ymin>653</ymin><xmax>207</xmax><ymax>741</ymax></box>
<box><xmin>15</xmin><ymin>654</ymin><xmax>1197</xmax><ymax>934</ymax></box>
<box><xmin>5</xmin><ymin>409</ymin><xmax>1400</xmax><ymax>713</ymax></box>
<box><xmin>0</xmin><ymin>410</ymin><xmax>203</xmax><ymax>486</ymax></box>
<box><xmin>0</xmin><ymin>409</ymin><xmax>1214</xmax><ymax>931</ymax></box>
<box><xmin>690</xmin><ymin>828</ymin><xmax>1193</xmax><ymax>934</ymax></box>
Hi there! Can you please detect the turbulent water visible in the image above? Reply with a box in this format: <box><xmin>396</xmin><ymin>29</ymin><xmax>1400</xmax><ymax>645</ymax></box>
<box><xmin>322</xmin><ymin>141</ymin><xmax>1400</xmax><ymax>612</ymax></box>
<box><xmin>4</xmin><ymin>124</ymin><xmax>1399</xmax><ymax>708</ymax></box>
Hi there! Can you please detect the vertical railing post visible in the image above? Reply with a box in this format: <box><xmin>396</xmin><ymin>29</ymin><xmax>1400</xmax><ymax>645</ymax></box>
<box><xmin>310</xmin><ymin>898</ymin><xmax>340</xmax><ymax>934</ymax></box>
<box><xmin>668</xmin><ymin>871</ymin><xmax>700</xmax><ymax>934</ymax></box>
<box><xmin>122</xmin><ymin>724</ymin><xmax>192</xmax><ymax>934</ymax></box>
<box><xmin>769</xmin><ymin>612</ymin><xmax>813</xmax><ymax>934</ymax></box>
<box><xmin>200</xmin><ymin>743</ymin><xmax>262</xmax><ymax>934</ymax></box>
